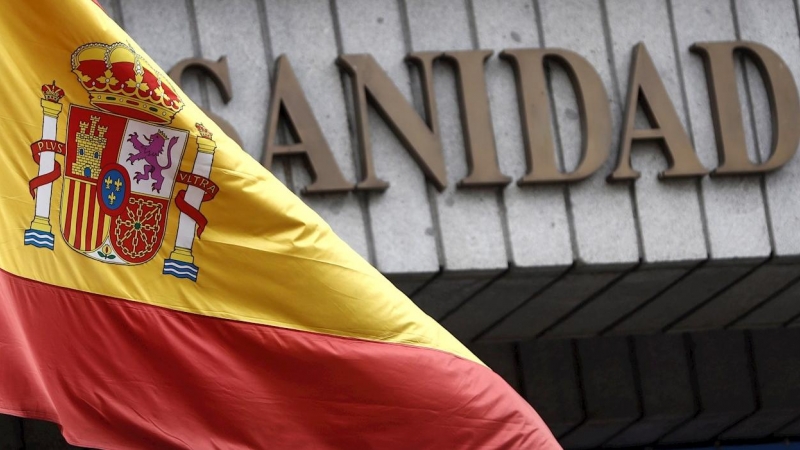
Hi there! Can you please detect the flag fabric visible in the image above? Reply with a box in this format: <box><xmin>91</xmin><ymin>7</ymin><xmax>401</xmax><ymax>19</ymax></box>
<box><xmin>0</xmin><ymin>1</ymin><xmax>560</xmax><ymax>448</ymax></box>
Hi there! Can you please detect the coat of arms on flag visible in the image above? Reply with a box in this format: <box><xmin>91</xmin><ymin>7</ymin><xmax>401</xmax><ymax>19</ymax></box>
<box><xmin>23</xmin><ymin>42</ymin><xmax>220</xmax><ymax>282</ymax></box>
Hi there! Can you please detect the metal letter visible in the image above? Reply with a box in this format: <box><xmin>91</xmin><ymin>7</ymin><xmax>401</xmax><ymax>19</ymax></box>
<box><xmin>442</xmin><ymin>50</ymin><xmax>511</xmax><ymax>187</ymax></box>
<box><xmin>502</xmin><ymin>48</ymin><xmax>612</xmax><ymax>183</ymax></box>
<box><xmin>692</xmin><ymin>41</ymin><xmax>800</xmax><ymax>175</ymax></box>
<box><xmin>262</xmin><ymin>55</ymin><xmax>354</xmax><ymax>193</ymax></box>
<box><xmin>168</xmin><ymin>57</ymin><xmax>244</xmax><ymax>146</ymax></box>
<box><xmin>337</xmin><ymin>53</ymin><xmax>447</xmax><ymax>191</ymax></box>
<box><xmin>610</xmin><ymin>43</ymin><xmax>708</xmax><ymax>181</ymax></box>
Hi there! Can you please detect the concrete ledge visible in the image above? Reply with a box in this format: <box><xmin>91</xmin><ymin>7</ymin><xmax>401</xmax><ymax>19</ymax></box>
<box><xmin>720</xmin><ymin>329</ymin><xmax>800</xmax><ymax>439</ymax></box>
<box><xmin>607</xmin><ymin>261</ymin><xmax>760</xmax><ymax>335</ymax></box>
<box><xmin>478</xmin><ymin>265</ymin><xmax>629</xmax><ymax>342</ymax></box>
<box><xmin>670</xmin><ymin>261</ymin><xmax>800</xmax><ymax>333</ymax></box>
<box><xmin>559</xmin><ymin>337</ymin><xmax>639</xmax><ymax>449</ymax></box>
<box><xmin>384</xmin><ymin>272</ymin><xmax>436</xmax><ymax>297</ymax></box>
<box><xmin>468</xmin><ymin>342</ymin><xmax>521</xmax><ymax>393</ymax></box>
<box><xmin>440</xmin><ymin>266</ymin><xmax>565</xmax><ymax>342</ymax></box>
<box><xmin>413</xmin><ymin>258</ymin><xmax>800</xmax><ymax>339</ymax></box>
<box><xmin>659</xmin><ymin>331</ymin><xmax>755</xmax><ymax>445</ymax></box>
<box><xmin>0</xmin><ymin>414</ymin><xmax>22</xmax><ymax>450</ymax></box>
<box><xmin>518</xmin><ymin>339</ymin><xmax>584</xmax><ymax>438</ymax></box>
<box><xmin>545</xmin><ymin>264</ymin><xmax>693</xmax><ymax>339</ymax></box>
<box><xmin>22</xmin><ymin>418</ymin><xmax>80</xmax><ymax>449</ymax></box>
<box><xmin>606</xmin><ymin>334</ymin><xmax>696</xmax><ymax>447</ymax></box>
<box><xmin>410</xmin><ymin>270</ymin><xmax>501</xmax><ymax>320</ymax></box>
<box><xmin>730</xmin><ymin>276</ymin><xmax>800</xmax><ymax>329</ymax></box>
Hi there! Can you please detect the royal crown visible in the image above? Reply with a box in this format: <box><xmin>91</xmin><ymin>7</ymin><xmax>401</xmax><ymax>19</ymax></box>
<box><xmin>195</xmin><ymin>123</ymin><xmax>213</xmax><ymax>140</ymax></box>
<box><xmin>41</xmin><ymin>81</ymin><xmax>65</xmax><ymax>103</ymax></box>
<box><xmin>71</xmin><ymin>42</ymin><xmax>183</xmax><ymax>125</ymax></box>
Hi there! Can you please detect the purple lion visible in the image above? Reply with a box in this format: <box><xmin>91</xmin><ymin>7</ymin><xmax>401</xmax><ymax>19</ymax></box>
<box><xmin>126</xmin><ymin>130</ymin><xmax>178</xmax><ymax>193</ymax></box>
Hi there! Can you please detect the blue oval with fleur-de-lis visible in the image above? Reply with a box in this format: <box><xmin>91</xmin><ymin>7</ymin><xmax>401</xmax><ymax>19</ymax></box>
<box><xmin>96</xmin><ymin>164</ymin><xmax>130</xmax><ymax>216</ymax></box>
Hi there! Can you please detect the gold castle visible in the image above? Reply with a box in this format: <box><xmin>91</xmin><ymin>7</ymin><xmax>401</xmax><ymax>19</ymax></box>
<box><xmin>72</xmin><ymin>115</ymin><xmax>107</xmax><ymax>179</ymax></box>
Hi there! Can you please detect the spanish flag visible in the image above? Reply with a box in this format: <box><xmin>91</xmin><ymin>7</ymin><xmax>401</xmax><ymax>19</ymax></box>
<box><xmin>0</xmin><ymin>1</ymin><xmax>559</xmax><ymax>448</ymax></box>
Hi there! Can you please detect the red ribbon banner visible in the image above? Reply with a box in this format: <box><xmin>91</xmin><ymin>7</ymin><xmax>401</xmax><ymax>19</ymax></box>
<box><xmin>175</xmin><ymin>190</ymin><xmax>208</xmax><ymax>238</ymax></box>
<box><xmin>28</xmin><ymin>140</ymin><xmax>66</xmax><ymax>199</ymax></box>
<box><xmin>176</xmin><ymin>171</ymin><xmax>218</xmax><ymax>201</ymax></box>
<box><xmin>174</xmin><ymin>171</ymin><xmax>219</xmax><ymax>238</ymax></box>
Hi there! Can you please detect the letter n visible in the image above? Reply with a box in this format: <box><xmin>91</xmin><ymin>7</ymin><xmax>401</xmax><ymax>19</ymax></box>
<box><xmin>337</xmin><ymin>53</ymin><xmax>447</xmax><ymax>191</ymax></box>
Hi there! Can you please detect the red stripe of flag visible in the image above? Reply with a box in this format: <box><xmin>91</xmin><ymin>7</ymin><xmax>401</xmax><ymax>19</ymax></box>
<box><xmin>72</xmin><ymin>181</ymin><xmax>86</xmax><ymax>249</ymax></box>
<box><xmin>95</xmin><ymin>211</ymin><xmax>106</xmax><ymax>249</ymax></box>
<box><xmin>84</xmin><ymin>184</ymin><xmax>96</xmax><ymax>250</ymax></box>
<box><xmin>63</xmin><ymin>180</ymin><xmax>75</xmax><ymax>242</ymax></box>
<box><xmin>0</xmin><ymin>269</ymin><xmax>559</xmax><ymax>449</ymax></box>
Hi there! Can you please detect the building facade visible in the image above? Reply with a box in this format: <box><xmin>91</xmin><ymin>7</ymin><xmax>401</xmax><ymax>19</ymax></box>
<box><xmin>5</xmin><ymin>0</ymin><xmax>800</xmax><ymax>448</ymax></box>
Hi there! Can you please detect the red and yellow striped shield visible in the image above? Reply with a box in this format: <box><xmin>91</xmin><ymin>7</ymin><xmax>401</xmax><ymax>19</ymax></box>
<box><xmin>59</xmin><ymin>105</ymin><xmax>187</xmax><ymax>264</ymax></box>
